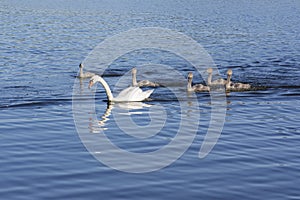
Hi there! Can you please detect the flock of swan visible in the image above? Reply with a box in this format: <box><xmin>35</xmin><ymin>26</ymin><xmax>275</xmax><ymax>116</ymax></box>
<box><xmin>78</xmin><ymin>63</ymin><xmax>251</xmax><ymax>102</ymax></box>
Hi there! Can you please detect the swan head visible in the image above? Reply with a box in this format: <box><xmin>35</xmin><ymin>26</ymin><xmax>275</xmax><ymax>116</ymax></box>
<box><xmin>79</xmin><ymin>63</ymin><xmax>83</xmax><ymax>68</ymax></box>
<box><xmin>227</xmin><ymin>69</ymin><xmax>233</xmax><ymax>76</ymax></box>
<box><xmin>206</xmin><ymin>68</ymin><xmax>213</xmax><ymax>74</ymax></box>
<box><xmin>88</xmin><ymin>75</ymin><xmax>100</xmax><ymax>89</ymax></box>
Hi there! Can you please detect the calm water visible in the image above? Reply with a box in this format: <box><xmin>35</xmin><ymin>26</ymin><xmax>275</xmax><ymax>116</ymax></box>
<box><xmin>1</xmin><ymin>0</ymin><xmax>300</xmax><ymax>199</ymax></box>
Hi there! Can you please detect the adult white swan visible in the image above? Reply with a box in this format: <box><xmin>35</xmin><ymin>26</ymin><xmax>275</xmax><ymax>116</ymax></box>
<box><xmin>77</xmin><ymin>63</ymin><xmax>95</xmax><ymax>78</ymax></box>
<box><xmin>132</xmin><ymin>67</ymin><xmax>160</xmax><ymax>87</ymax></box>
<box><xmin>88</xmin><ymin>75</ymin><xmax>154</xmax><ymax>102</ymax></box>
<box><xmin>206</xmin><ymin>68</ymin><xmax>226</xmax><ymax>85</ymax></box>
<box><xmin>225</xmin><ymin>69</ymin><xmax>251</xmax><ymax>91</ymax></box>
<box><xmin>187</xmin><ymin>72</ymin><xmax>210</xmax><ymax>92</ymax></box>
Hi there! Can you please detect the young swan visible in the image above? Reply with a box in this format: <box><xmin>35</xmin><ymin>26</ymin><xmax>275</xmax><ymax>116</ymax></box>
<box><xmin>206</xmin><ymin>68</ymin><xmax>226</xmax><ymax>85</ymax></box>
<box><xmin>225</xmin><ymin>69</ymin><xmax>251</xmax><ymax>91</ymax></box>
<box><xmin>77</xmin><ymin>63</ymin><xmax>95</xmax><ymax>78</ymax></box>
<box><xmin>132</xmin><ymin>68</ymin><xmax>160</xmax><ymax>87</ymax></box>
<box><xmin>187</xmin><ymin>72</ymin><xmax>210</xmax><ymax>92</ymax></box>
<box><xmin>89</xmin><ymin>75</ymin><xmax>153</xmax><ymax>102</ymax></box>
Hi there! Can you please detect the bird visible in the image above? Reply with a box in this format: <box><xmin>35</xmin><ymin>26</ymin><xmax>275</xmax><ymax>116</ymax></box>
<box><xmin>206</xmin><ymin>68</ymin><xmax>226</xmax><ymax>85</ymax></box>
<box><xmin>225</xmin><ymin>69</ymin><xmax>251</xmax><ymax>91</ymax></box>
<box><xmin>77</xmin><ymin>63</ymin><xmax>95</xmax><ymax>78</ymax></box>
<box><xmin>131</xmin><ymin>67</ymin><xmax>160</xmax><ymax>87</ymax></box>
<box><xmin>187</xmin><ymin>72</ymin><xmax>210</xmax><ymax>92</ymax></box>
<box><xmin>88</xmin><ymin>75</ymin><xmax>154</xmax><ymax>102</ymax></box>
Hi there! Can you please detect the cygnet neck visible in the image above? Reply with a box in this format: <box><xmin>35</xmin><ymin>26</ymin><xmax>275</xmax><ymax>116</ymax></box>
<box><xmin>207</xmin><ymin>72</ymin><xmax>212</xmax><ymax>85</ymax></box>
<box><xmin>132</xmin><ymin>69</ymin><xmax>138</xmax><ymax>86</ymax></box>
<box><xmin>226</xmin><ymin>73</ymin><xmax>232</xmax><ymax>88</ymax></box>
<box><xmin>187</xmin><ymin>76</ymin><xmax>193</xmax><ymax>91</ymax></box>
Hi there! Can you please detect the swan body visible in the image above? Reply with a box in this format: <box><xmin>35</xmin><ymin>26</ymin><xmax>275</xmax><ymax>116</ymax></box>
<box><xmin>225</xmin><ymin>69</ymin><xmax>251</xmax><ymax>91</ymax></box>
<box><xmin>132</xmin><ymin>68</ymin><xmax>160</xmax><ymax>87</ymax></box>
<box><xmin>89</xmin><ymin>75</ymin><xmax>154</xmax><ymax>102</ymax></box>
<box><xmin>78</xmin><ymin>63</ymin><xmax>95</xmax><ymax>78</ymax></box>
<box><xmin>187</xmin><ymin>72</ymin><xmax>210</xmax><ymax>92</ymax></box>
<box><xmin>207</xmin><ymin>68</ymin><xmax>226</xmax><ymax>85</ymax></box>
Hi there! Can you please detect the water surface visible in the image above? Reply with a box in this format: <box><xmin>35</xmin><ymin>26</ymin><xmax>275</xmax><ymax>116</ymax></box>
<box><xmin>1</xmin><ymin>0</ymin><xmax>300</xmax><ymax>199</ymax></box>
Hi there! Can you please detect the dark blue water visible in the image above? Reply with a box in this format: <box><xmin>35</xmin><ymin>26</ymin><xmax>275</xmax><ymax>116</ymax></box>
<box><xmin>1</xmin><ymin>0</ymin><xmax>300</xmax><ymax>199</ymax></box>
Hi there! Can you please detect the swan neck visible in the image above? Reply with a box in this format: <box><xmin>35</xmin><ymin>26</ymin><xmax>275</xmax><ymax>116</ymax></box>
<box><xmin>97</xmin><ymin>76</ymin><xmax>114</xmax><ymax>101</ymax></box>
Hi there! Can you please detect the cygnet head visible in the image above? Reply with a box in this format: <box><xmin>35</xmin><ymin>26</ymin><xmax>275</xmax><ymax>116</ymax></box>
<box><xmin>227</xmin><ymin>69</ymin><xmax>233</xmax><ymax>76</ymax></box>
<box><xmin>132</xmin><ymin>67</ymin><xmax>137</xmax><ymax>74</ymax></box>
<box><xmin>88</xmin><ymin>75</ymin><xmax>98</xmax><ymax>89</ymax></box>
<box><xmin>207</xmin><ymin>68</ymin><xmax>213</xmax><ymax>74</ymax></box>
<box><xmin>188</xmin><ymin>72</ymin><xmax>193</xmax><ymax>79</ymax></box>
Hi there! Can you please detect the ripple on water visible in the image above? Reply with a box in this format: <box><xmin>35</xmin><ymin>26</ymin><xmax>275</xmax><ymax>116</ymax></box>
<box><xmin>1</xmin><ymin>0</ymin><xmax>300</xmax><ymax>199</ymax></box>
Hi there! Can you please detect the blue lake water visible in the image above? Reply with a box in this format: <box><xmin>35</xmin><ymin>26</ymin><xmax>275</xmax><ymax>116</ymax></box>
<box><xmin>1</xmin><ymin>0</ymin><xmax>300</xmax><ymax>199</ymax></box>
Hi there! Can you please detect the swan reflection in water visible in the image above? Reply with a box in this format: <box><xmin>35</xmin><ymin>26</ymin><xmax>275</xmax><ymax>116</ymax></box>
<box><xmin>89</xmin><ymin>102</ymin><xmax>152</xmax><ymax>134</ymax></box>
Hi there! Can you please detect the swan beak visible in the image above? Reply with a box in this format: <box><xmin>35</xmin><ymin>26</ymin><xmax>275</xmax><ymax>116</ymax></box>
<box><xmin>88</xmin><ymin>80</ymin><xmax>94</xmax><ymax>89</ymax></box>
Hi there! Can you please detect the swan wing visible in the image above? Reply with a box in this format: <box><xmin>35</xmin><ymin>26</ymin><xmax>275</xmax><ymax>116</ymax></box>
<box><xmin>127</xmin><ymin>88</ymin><xmax>154</xmax><ymax>101</ymax></box>
<box><xmin>116</xmin><ymin>86</ymin><xmax>136</xmax><ymax>98</ymax></box>
<box><xmin>114</xmin><ymin>87</ymin><xmax>138</xmax><ymax>101</ymax></box>
<box><xmin>114</xmin><ymin>87</ymin><xmax>153</xmax><ymax>102</ymax></box>
<box><xmin>140</xmin><ymin>89</ymin><xmax>154</xmax><ymax>100</ymax></box>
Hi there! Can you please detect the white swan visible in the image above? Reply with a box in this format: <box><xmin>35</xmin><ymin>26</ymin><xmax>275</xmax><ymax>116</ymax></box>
<box><xmin>187</xmin><ymin>72</ymin><xmax>210</xmax><ymax>92</ymax></box>
<box><xmin>132</xmin><ymin>68</ymin><xmax>160</xmax><ymax>87</ymax></box>
<box><xmin>225</xmin><ymin>69</ymin><xmax>251</xmax><ymax>91</ymax></box>
<box><xmin>206</xmin><ymin>68</ymin><xmax>226</xmax><ymax>85</ymax></box>
<box><xmin>88</xmin><ymin>75</ymin><xmax>154</xmax><ymax>102</ymax></box>
<box><xmin>77</xmin><ymin>63</ymin><xmax>95</xmax><ymax>78</ymax></box>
